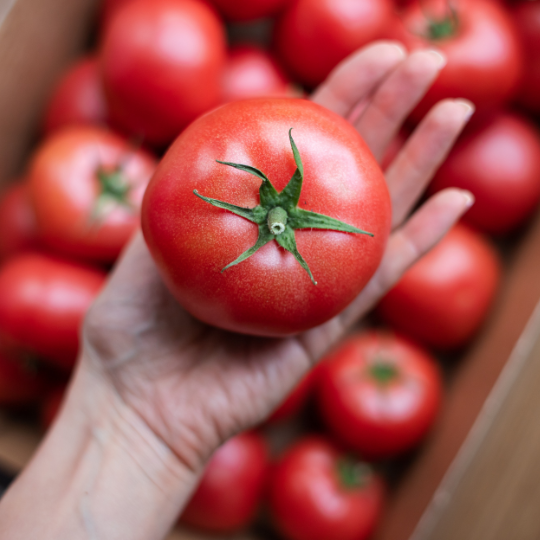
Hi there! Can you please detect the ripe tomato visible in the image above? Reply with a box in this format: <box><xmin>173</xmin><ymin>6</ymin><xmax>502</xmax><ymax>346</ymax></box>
<box><xmin>40</xmin><ymin>385</ymin><xmax>66</xmax><ymax>430</ymax></box>
<box><xmin>209</xmin><ymin>0</ymin><xmax>290</xmax><ymax>20</ymax></box>
<box><xmin>318</xmin><ymin>331</ymin><xmax>442</xmax><ymax>459</ymax></box>
<box><xmin>222</xmin><ymin>45</ymin><xmax>291</xmax><ymax>104</ymax></box>
<box><xmin>269</xmin><ymin>437</ymin><xmax>385</xmax><ymax>540</ymax></box>
<box><xmin>179</xmin><ymin>431</ymin><xmax>268</xmax><ymax>533</ymax></box>
<box><xmin>29</xmin><ymin>126</ymin><xmax>156</xmax><ymax>263</ymax></box>
<box><xmin>142</xmin><ymin>98</ymin><xmax>391</xmax><ymax>337</ymax></box>
<box><xmin>428</xmin><ymin>112</ymin><xmax>540</xmax><ymax>234</ymax></box>
<box><xmin>42</xmin><ymin>56</ymin><xmax>107</xmax><ymax>135</ymax></box>
<box><xmin>0</xmin><ymin>351</ymin><xmax>46</xmax><ymax>406</ymax></box>
<box><xmin>512</xmin><ymin>1</ymin><xmax>540</xmax><ymax>114</ymax></box>
<box><xmin>377</xmin><ymin>224</ymin><xmax>500</xmax><ymax>349</ymax></box>
<box><xmin>0</xmin><ymin>182</ymin><xmax>38</xmax><ymax>260</ymax></box>
<box><xmin>101</xmin><ymin>0</ymin><xmax>226</xmax><ymax>147</ymax></box>
<box><xmin>100</xmin><ymin>0</ymin><xmax>134</xmax><ymax>29</ymax></box>
<box><xmin>0</xmin><ymin>253</ymin><xmax>106</xmax><ymax>371</ymax></box>
<box><xmin>273</xmin><ymin>0</ymin><xmax>393</xmax><ymax>88</ymax></box>
<box><xmin>387</xmin><ymin>0</ymin><xmax>523</xmax><ymax>122</ymax></box>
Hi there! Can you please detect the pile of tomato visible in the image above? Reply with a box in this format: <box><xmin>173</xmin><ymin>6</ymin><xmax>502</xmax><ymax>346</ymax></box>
<box><xmin>0</xmin><ymin>0</ymin><xmax>539</xmax><ymax>538</ymax></box>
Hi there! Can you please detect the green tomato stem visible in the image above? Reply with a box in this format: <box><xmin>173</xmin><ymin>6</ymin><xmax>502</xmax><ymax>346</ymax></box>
<box><xmin>267</xmin><ymin>207</ymin><xmax>288</xmax><ymax>235</ymax></box>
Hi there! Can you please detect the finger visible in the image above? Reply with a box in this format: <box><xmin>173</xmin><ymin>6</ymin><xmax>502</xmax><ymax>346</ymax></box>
<box><xmin>311</xmin><ymin>41</ymin><xmax>407</xmax><ymax>118</ymax></box>
<box><xmin>386</xmin><ymin>98</ymin><xmax>475</xmax><ymax>229</ymax></box>
<box><xmin>355</xmin><ymin>49</ymin><xmax>446</xmax><ymax>161</ymax></box>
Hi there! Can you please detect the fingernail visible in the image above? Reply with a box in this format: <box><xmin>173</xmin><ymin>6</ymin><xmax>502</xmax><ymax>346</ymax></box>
<box><xmin>426</xmin><ymin>49</ymin><xmax>447</xmax><ymax>68</ymax></box>
<box><xmin>455</xmin><ymin>99</ymin><xmax>475</xmax><ymax>122</ymax></box>
<box><xmin>462</xmin><ymin>190</ymin><xmax>475</xmax><ymax>209</ymax></box>
<box><xmin>389</xmin><ymin>42</ymin><xmax>407</xmax><ymax>59</ymax></box>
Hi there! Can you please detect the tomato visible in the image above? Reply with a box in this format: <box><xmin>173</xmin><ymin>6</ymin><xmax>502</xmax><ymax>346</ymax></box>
<box><xmin>0</xmin><ymin>182</ymin><xmax>38</xmax><ymax>260</ymax></box>
<box><xmin>179</xmin><ymin>431</ymin><xmax>268</xmax><ymax>533</ymax></box>
<box><xmin>222</xmin><ymin>45</ymin><xmax>291</xmax><ymax>104</ymax></box>
<box><xmin>29</xmin><ymin>126</ymin><xmax>156</xmax><ymax>263</ymax></box>
<box><xmin>512</xmin><ymin>1</ymin><xmax>540</xmax><ymax>114</ymax></box>
<box><xmin>142</xmin><ymin>98</ymin><xmax>391</xmax><ymax>337</ymax></box>
<box><xmin>269</xmin><ymin>437</ymin><xmax>385</xmax><ymax>540</ymax></box>
<box><xmin>42</xmin><ymin>56</ymin><xmax>107</xmax><ymax>136</ymax></box>
<box><xmin>377</xmin><ymin>224</ymin><xmax>500</xmax><ymax>349</ymax></box>
<box><xmin>101</xmin><ymin>0</ymin><xmax>226</xmax><ymax>147</ymax></box>
<box><xmin>209</xmin><ymin>0</ymin><xmax>290</xmax><ymax>20</ymax></box>
<box><xmin>40</xmin><ymin>385</ymin><xmax>66</xmax><ymax>430</ymax></box>
<box><xmin>387</xmin><ymin>0</ymin><xmax>523</xmax><ymax>122</ymax></box>
<box><xmin>100</xmin><ymin>0</ymin><xmax>134</xmax><ymax>29</ymax></box>
<box><xmin>0</xmin><ymin>253</ymin><xmax>106</xmax><ymax>371</ymax></box>
<box><xmin>428</xmin><ymin>112</ymin><xmax>540</xmax><ymax>235</ymax></box>
<box><xmin>0</xmin><ymin>350</ymin><xmax>46</xmax><ymax>406</ymax></box>
<box><xmin>273</xmin><ymin>0</ymin><xmax>393</xmax><ymax>88</ymax></box>
<box><xmin>318</xmin><ymin>331</ymin><xmax>442</xmax><ymax>459</ymax></box>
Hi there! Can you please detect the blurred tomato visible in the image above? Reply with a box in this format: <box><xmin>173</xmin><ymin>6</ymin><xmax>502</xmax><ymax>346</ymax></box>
<box><xmin>0</xmin><ymin>350</ymin><xmax>46</xmax><ymax>406</ymax></box>
<box><xmin>101</xmin><ymin>0</ymin><xmax>226</xmax><ymax>147</ymax></box>
<box><xmin>43</xmin><ymin>56</ymin><xmax>107</xmax><ymax>135</ymax></box>
<box><xmin>318</xmin><ymin>331</ymin><xmax>442</xmax><ymax>459</ymax></box>
<box><xmin>429</xmin><ymin>112</ymin><xmax>540</xmax><ymax>234</ymax></box>
<box><xmin>387</xmin><ymin>0</ymin><xmax>523</xmax><ymax>122</ymax></box>
<box><xmin>0</xmin><ymin>182</ymin><xmax>38</xmax><ymax>260</ymax></box>
<box><xmin>179</xmin><ymin>431</ymin><xmax>268</xmax><ymax>533</ymax></box>
<box><xmin>100</xmin><ymin>0</ymin><xmax>134</xmax><ymax>29</ymax></box>
<box><xmin>377</xmin><ymin>224</ymin><xmax>500</xmax><ymax>349</ymax></box>
<box><xmin>269</xmin><ymin>437</ymin><xmax>385</xmax><ymax>540</ymax></box>
<box><xmin>29</xmin><ymin>126</ymin><xmax>156</xmax><ymax>263</ymax></box>
<box><xmin>0</xmin><ymin>253</ymin><xmax>106</xmax><ymax>371</ymax></box>
<box><xmin>274</xmin><ymin>0</ymin><xmax>393</xmax><ymax>88</ymax></box>
<box><xmin>209</xmin><ymin>0</ymin><xmax>290</xmax><ymax>20</ymax></box>
<box><xmin>40</xmin><ymin>385</ymin><xmax>66</xmax><ymax>430</ymax></box>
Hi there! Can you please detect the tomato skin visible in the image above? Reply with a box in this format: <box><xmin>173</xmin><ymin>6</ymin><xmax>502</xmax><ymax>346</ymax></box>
<box><xmin>29</xmin><ymin>126</ymin><xmax>156</xmax><ymax>263</ymax></box>
<box><xmin>318</xmin><ymin>331</ymin><xmax>442</xmax><ymax>459</ymax></box>
<box><xmin>269</xmin><ymin>437</ymin><xmax>385</xmax><ymax>540</ymax></box>
<box><xmin>142</xmin><ymin>98</ymin><xmax>391</xmax><ymax>337</ymax></box>
<box><xmin>0</xmin><ymin>253</ymin><xmax>106</xmax><ymax>370</ymax></box>
<box><xmin>377</xmin><ymin>224</ymin><xmax>500</xmax><ymax>349</ymax></box>
<box><xmin>428</xmin><ymin>112</ymin><xmax>540</xmax><ymax>235</ymax></box>
<box><xmin>209</xmin><ymin>0</ymin><xmax>290</xmax><ymax>20</ymax></box>
<box><xmin>0</xmin><ymin>350</ymin><xmax>46</xmax><ymax>406</ymax></box>
<box><xmin>274</xmin><ymin>0</ymin><xmax>393</xmax><ymax>88</ymax></box>
<box><xmin>0</xmin><ymin>183</ymin><xmax>38</xmax><ymax>260</ymax></box>
<box><xmin>42</xmin><ymin>56</ymin><xmax>107</xmax><ymax>136</ymax></box>
<box><xmin>387</xmin><ymin>0</ymin><xmax>523</xmax><ymax>122</ymax></box>
<box><xmin>179</xmin><ymin>432</ymin><xmax>268</xmax><ymax>533</ymax></box>
<box><xmin>101</xmin><ymin>0</ymin><xmax>226</xmax><ymax>147</ymax></box>
<box><xmin>222</xmin><ymin>45</ymin><xmax>290</xmax><ymax>104</ymax></box>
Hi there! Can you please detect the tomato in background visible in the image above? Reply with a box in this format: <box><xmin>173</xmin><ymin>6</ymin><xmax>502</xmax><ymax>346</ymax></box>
<box><xmin>387</xmin><ymin>0</ymin><xmax>523</xmax><ymax>122</ymax></box>
<box><xmin>29</xmin><ymin>126</ymin><xmax>156</xmax><ymax>264</ymax></box>
<box><xmin>40</xmin><ymin>385</ymin><xmax>66</xmax><ymax>430</ymax></box>
<box><xmin>318</xmin><ymin>331</ymin><xmax>442</xmax><ymax>459</ymax></box>
<box><xmin>101</xmin><ymin>0</ymin><xmax>226</xmax><ymax>147</ymax></box>
<box><xmin>377</xmin><ymin>224</ymin><xmax>500</xmax><ymax>350</ymax></box>
<box><xmin>0</xmin><ymin>253</ymin><xmax>106</xmax><ymax>371</ymax></box>
<box><xmin>0</xmin><ymin>351</ymin><xmax>46</xmax><ymax>406</ymax></box>
<box><xmin>209</xmin><ymin>0</ymin><xmax>290</xmax><ymax>21</ymax></box>
<box><xmin>0</xmin><ymin>182</ymin><xmax>38</xmax><ymax>260</ymax></box>
<box><xmin>100</xmin><ymin>0</ymin><xmax>134</xmax><ymax>29</ymax></box>
<box><xmin>42</xmin><ymin>56</ymin><xmax>107</xmax><ymax>136</ymax></box>
<box><xmin>179</xmin><ymin>431</ymin><xmax>268</xmax><ymax>533</ymax></box>
<box><xmin>428</xmin><ymin>112</ymin><xmax>540</xmax><ymax>235</ymax></box>
<box><xmin>273</xmin><ymin>0</ymin><xmax>393</xmax><ymax>88</ymax></box>
<box><xmin>269</xmin><ymin>437</ymin><xmax>385</xmax><ymax>540</ymax></box>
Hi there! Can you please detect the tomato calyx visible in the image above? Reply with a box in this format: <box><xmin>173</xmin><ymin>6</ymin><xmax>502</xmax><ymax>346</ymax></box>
<box><xmin>418</xmin><ymin>0</ymin><xmax>459</xmax><ymax>41</ymax></box>
<box><xmin>194</xmin><ymin>129</ymin><xmax>374</xmax><ymax>284</ymax></box>
<box><xmin>93</xmin><ymin>166</ymin><xmax>133</xmax><ymax>220</ymax></box>
<box><xmin>368</xmin><ymin>359</ymin><xmax>400</xmax><ymax>386</ymax></box>
<box><xmin>336</xmin><ymin>456</ymin><xmax>372</xmax><ymax>490</ymax></box>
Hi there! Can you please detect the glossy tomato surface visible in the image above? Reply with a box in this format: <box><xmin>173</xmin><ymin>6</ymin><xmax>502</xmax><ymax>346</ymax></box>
<box><xmin>101</xmin><ymin>0</ymin><xmax>226</xmax><ymax>147</ymax></box>
<box><xmin>142</xmin><ymin>98</ymin><xmax>391</xmax><ymax>337</ymax></box>
<box><xmin>0</xmin><ymin>253</ymin><xmax>106</xmax><ymax>370</ymax></box>
<box><xmin>29</xmin><ymin>126</ymin><xmax>156</xmax><ymax>263</ymax></box>
<box><xmin>180</xmin><ymin>431</ymin><xmax>268</xmax><ymax>533</ymax></box>
<box><xmin>387</xmin><ymin>0</ymin><xmax>523</xmax><ymax>121</ymax></box>
<box><xmin>43</xmin><ymin>56</ymin><xmax>107</xmax><ymax>135</ymax></box>
<box><xmin>0</xmin><ymin>350</ymin><xmax>46</xmax><ymax>406</ymax></box>
<box><xmin>269</xmin><ymin>437</ymin><xmax>385</xmax><ymax>540</ymax></box>
<box><xmin>428</xmin><ymin>112</ymin><xmax>540</xmax><ymax>234</ymax></box>
<box><xmin>318</xmin><ymin>331</ymin><xmax>442</xmax><ymax>459</ymax></box>
<box><xmin>377</xmin><ymin>224</ymin><xmax>500</xmax><ymax>349</ymax></box>
<box><xmin>210</xmin><ymin>0</ymin><xmax>290</xmax><ymax>20</ymax></box>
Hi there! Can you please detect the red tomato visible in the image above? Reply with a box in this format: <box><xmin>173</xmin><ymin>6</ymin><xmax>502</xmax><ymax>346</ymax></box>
<box><xmin>179</xmin><ymin>431</ymin><xmax>268</xmax><ymax>533</ymax></box>
<box><xmin>0</xmin><ymin>253</ymin><xmax>106</xmax><ymax>370</ymax></box>
<box><xmin>100</xmin><ymin>0</ymin><xmax>134</xmax><ymax>29</ymax></box>
<box><xmin>0</xmin><ymin>182</ymin><xmax>38</xmax><ymax>260</ymax></box>
<box><xmin>428</xmin><ymin>112</ymin><xmax>540</xmax><ymax>234</ymax></box>
<box><xmin>40</xmin><ymin>385</ymin><xmax>66</xmax><ymax>430</ymax></box>
<box><xmin>0</xmin><ymin>351</ymin><xmax>46</xmax><ymax>406</ymax></box>
<box><xmin>318</xmin><ymin>331</ymin><xmax>442</xmax><ymax>459</ymax></box>
<box><xmin>101</xmin><ymin>0</ymin><xmax>226</xmax><ymax>147</ymax></box>
<box><xmin>42</xmin><ymin>56</ymin><xmax>107</xmax><ymax>135</ymax></box>
<box><xmin>142</xmin><ymin>98</ymin><xmax>391</xmax><ymax>337</ymax></box>
<box><xmin>29</xmin><ymin>126</ymin><xmax>156</xmax><ymax>263</ymax></box>
<box><xmin>512</xmin><ymin>1</ymin><xmax>540</xmax><ymax>114</ymax></box>
<box><xmin>387</xmin><ymin>0</ymin><xmax>523</xmax><ymax>122</ymax></box>
<box><xmin>222</xmin><ymin>45</ymin><xmax>291</xmax><ymax>104</ymax></box>
<box><xmin>269</xmin><ymin>437</ymin><xmax>385</xmax><ymax>540</ymax></box>
<box><xmin>209</xmin><ymin>0</ymin><xmax>290</xmax><ymax>20</ymax></box>
<box><xmin>377</xmin><ymin>224</ymin><xmax>500</xmax><ymax>349</ymax></box>
<box><xmin>273</xmin><ymin>0</ymin><xmax>393</xmax><ymax>88</ymax></box>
